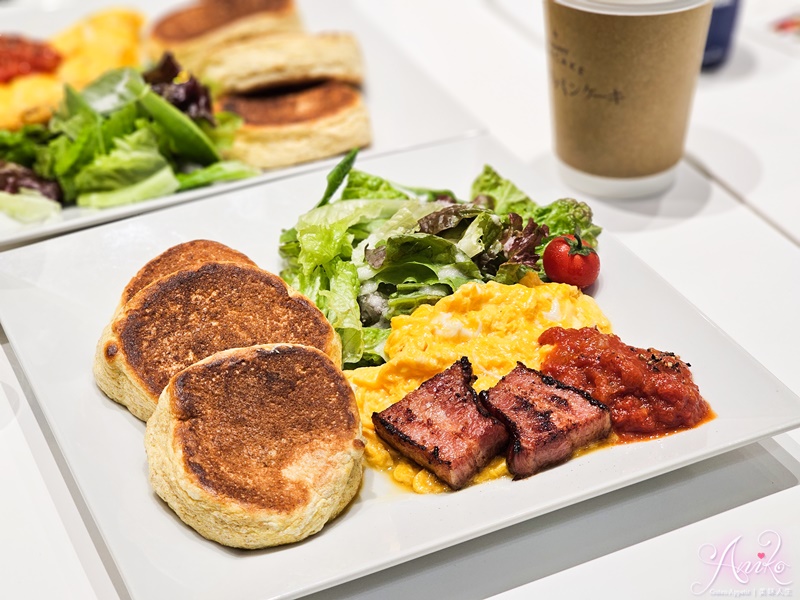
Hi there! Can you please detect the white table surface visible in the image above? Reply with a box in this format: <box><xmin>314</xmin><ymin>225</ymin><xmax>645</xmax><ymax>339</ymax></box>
<box><xmin>487</xmin><ymin>483</ymin><xmax>800</xmax><ymax>599</ymax></box>
<box><xmin>2</xmin><ymin>1</ymin><xmax>800</xmax><ymax>599</ymax></box>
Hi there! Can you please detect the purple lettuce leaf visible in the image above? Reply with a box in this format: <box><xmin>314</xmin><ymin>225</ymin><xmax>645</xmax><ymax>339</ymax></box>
<box><xmin>0</xmin><ymin>161</ymin><xmax>63</xmax><ymax>203</ymax></box>
<box><xmin>143</xmin><ymin>53</ymin><xmax>215</xmax><ymax>126</ymax></box>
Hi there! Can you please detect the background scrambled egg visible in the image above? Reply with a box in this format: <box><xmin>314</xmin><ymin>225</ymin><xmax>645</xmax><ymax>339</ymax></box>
<box><xmin>346</xmin><ymin>280</ymin><xmax>613</xmax><ymax>493</ymax></box>
<box><xmin>0</xmin><ymin>9</ymin><xmax>144</xmax><ymax>130</ymax></box>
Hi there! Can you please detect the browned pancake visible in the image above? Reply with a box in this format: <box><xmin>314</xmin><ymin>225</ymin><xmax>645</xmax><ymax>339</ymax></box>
<box><xmin>219</xmin><ymin>81</ymin><xmax>362</xmax><ymax>128</ymax></box>
<box><xmin>145</xmin><ymin>343</ymin><xmax>364</xmax><ymax>548</ymax></box>
<box><xmin>107</xmin><ymin>262</ymin><xmax>340</xmax><ymax>401</ymax></box>
<box><xmin>170</xmin><ymin>344</ymin><xmax>360</xmax><ymax>511</ymax></box>
<box><xmin>120</xmin><ymin>240</ymin><xmax>256</xmax><ymax>307</ymax></box>
<box><xmin>152</xmin><ymin>0</ymin><xmax>295</xmax><ymax>43</ymax></box>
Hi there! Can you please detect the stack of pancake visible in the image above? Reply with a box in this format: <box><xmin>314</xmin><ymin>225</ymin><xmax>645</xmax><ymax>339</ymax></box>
<box><xmin>93</xmin><ymin>240</ymin><xmax>364</xmax><ymax>549</ymax></box>
<box><xmin>147</xmin><ymin>0</ymin><xmax>372</xmax><ymax>169</ymax></box>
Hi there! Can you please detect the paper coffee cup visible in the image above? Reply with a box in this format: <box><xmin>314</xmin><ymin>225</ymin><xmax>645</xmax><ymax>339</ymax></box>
<box><xmin>545</xmin><ymin>0</ymin><xmax>712</xmax><ymax>198</ymax></box>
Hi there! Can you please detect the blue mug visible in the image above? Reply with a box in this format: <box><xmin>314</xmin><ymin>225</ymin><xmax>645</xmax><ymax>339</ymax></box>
<box><xmin>703</xmin><ymin>0</ymin><xmax>741</xmax><ymax>69</ymax></box>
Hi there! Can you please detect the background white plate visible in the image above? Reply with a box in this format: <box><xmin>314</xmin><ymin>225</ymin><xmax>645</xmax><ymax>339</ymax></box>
<box><xmin>0</xmin><ymin>135</ymin><xmax>798</xmax><ymax>600</ymax></box>
<box><xmin>0</xmin><ymin>0</ymin><xmax>483</xmax><ymax>249</ymax></box>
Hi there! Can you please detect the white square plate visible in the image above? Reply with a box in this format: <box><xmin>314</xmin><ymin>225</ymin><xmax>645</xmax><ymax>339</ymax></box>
<box><xmin>0</xmin><ymin>0</ymin><xmax>482</xmax><ymax>249</ymax></box>
<box><xmin>0</xmin><ymin>135</ymin><xmax>798</xmax><ymax>600</ymax></box>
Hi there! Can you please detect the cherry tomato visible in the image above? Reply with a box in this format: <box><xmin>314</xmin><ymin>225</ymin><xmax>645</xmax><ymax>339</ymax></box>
<box><xmin>542</xmin><ymin>234</ymin><xmax>600</xmax><ymax>289</ymax></box>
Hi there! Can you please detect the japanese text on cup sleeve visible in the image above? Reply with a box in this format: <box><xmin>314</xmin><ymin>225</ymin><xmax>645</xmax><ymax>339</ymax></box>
<box><xmin>550</xmin><ymin>30</ymin><xmax>626</xmax><ymax>105</ymax></box>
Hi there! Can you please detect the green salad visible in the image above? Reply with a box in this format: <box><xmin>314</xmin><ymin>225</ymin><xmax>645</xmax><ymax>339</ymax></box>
<box><xmin>0</xmin><ymin>54</ymin><xmax>258</xmax><ymax>222</ymax></box>
<box><xmin>279</xmin><ymin>150</ymin><xmax>602</xmax><ymax>368</ymax></box>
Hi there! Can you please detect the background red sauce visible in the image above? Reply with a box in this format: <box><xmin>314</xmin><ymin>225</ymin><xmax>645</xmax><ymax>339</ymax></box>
<box><xmin>0</xmin><ymin>35</ymin><xmax>62</xmax><ymax>84</ymax></box>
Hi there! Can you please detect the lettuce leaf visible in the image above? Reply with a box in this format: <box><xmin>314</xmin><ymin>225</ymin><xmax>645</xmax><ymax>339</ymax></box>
<box><xmin>319</xmin><ymin>258</ymin><xmax>364</xmax><ymax>366</ymax></box>
<box><xmin>365</xmin><ymin>233</ymin><xmax>482</xmax><ymax>288</ymax></box>
<box><xmin>417</xmin><ymin>204</ymin><xmax>487</xmax><ymax>236</ymax></box>
<box><xmin>198</xmin><ymin>111</ymin><xmax>242</xmax><ymax>151</ymax></box>
<box><xmin>137</xmin><ymin>87</ymin><xmax>220</xmax><ymax>165</ymax></box>
<box><xmin>357</xmin><ymin>327</ymin><xmax>392</xmax><ymax>367</ymax></box>
<box><xmin>471</xmin><ymin>164</ymin><xmax>601</xmax><ymax>246</ymax></box>
<box><xmin>0</xmin><ymin>125</ymin><xmax>54</xmax><ymax>168</ymax></box>
<box><xmin>294</xmin><ymin>199</ymin><xmax>420</xmax><ymax>275</ymax></box>
<box><xmin>352</xmin><ymin>201</ymin><xmax>444</xmax><ymax>265</ymax></box>
<box><xmin>0</xmin><ymin>189</ymin><xmax>61</xmax><ymax>223</ymax></box>
<box><xmin>470</xmin><ymin>164</ymin><xmax>536</xmax><ymax>215</ymax></box>
<box><xmin>100</xmin><ymin>102</ymin><xmax>139</xmax><ymax>151</ymax></box>
<box><xmin>385</xmin><ymin>282</ymin><xmax>450</xmax><ymax>321</ymax></box>
<box><xmin>527</xmin><ymin>198</ymin><xmax>602</xmax><ymax>248</ymax></box>
<box><xmin>456</xmin><ymin>211</ymin><xmax>504</xmax><ymax>258</ymax></box>
<box><xmin>176</xmin><ymin>160</ymin><xmax>259</xmax><ymax>191</ymax></box>
<box><xmin>0</xmin><ymin>161</ymin><xmax>62</xmax><ymax>202</ymax></box>
<box><xmin>144</xmin><ymin>53</ymin><xmax>215</xmax><ymax>125</ymax></box>
<box><xmin>341</xmin><ymin>170</ymin><xmax>411</xmax><ymax>200</ymax></box>
<box><xmin>77</xmin><ymin>166</ymin><xmax>179</xmax><ymax>208</ymax></box>
<box><xmin>39</xmin><ymin>110</ymin><xmax>105</xmax><ymax>203</ymax></box>
<box><xmin>74</xmin><ymin>127</ymin><xmax>168</xmax><ymax>193</ymax></box>
<box><xmin>318</xmin><ymin>148</ymin><xmax>358</xmax><ymax>207</ymax></box>
<box><xmin>341</xmin><ymin>169</ymin><xmax>455</xmax><ymax>203</ymax></box>
<box><xmin>77</xmin><ymin>68</ymin><xmax>146</xmax><ymax>115</ymax></box>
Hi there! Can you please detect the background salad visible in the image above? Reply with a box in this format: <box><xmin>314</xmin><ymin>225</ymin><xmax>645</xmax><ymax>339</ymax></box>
<box><xmin>279</xmin><ymin>151</ymin><xmax>602</xmax><ymax>368</ymax></box>
<box><xmin>0</xmin><ymin>54</ymin><xmax>257</xmax><ymax>222</ymax></box>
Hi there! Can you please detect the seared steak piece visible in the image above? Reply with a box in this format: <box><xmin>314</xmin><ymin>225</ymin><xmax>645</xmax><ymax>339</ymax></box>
<box><xmin>372</xmin><ymin>357</ymin><xmax>509</xmax><ymax>490</ymax></box>
<box><xmin>479</xmin><ymin>363</ymin><xmax>611</xmax><ymax>479</ymax></box>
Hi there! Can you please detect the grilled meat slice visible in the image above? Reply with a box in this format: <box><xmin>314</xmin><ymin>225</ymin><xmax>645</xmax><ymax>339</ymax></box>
<box><xmin>479</xmin><ymin>362</ymin><xmax>611</xmax><ymax>479</ymax></box>
<box><xmin>372</xmin><ymin>357</ymin><xmax>509</xmax><ymax>490</ymax></box>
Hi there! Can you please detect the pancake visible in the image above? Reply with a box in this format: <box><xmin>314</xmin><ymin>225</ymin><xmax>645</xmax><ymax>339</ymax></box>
<box><xmin>94</xmin><ymin>261</ymin><xmax>341</xmax><ymax>421</ymax></box>
<box><xmin>198</xmin><ymin>32</ymin><xmax>364</xmax><ymax>95</ymax></box>
<box><xmin>117</xmin><ymin>239</ymin><xmax>256</xmax><ymax>311</ymax></box>
<box><xmin>145</xmin><ymin>343</ymin><xmax>364</xmax><ymax>548</ymax></box>
<box><xmin>147</xmin><ymin>0</ymin><xmax>302</xmax><ymax>73</ymax></box>
<box><xmin>219</xmin><ymin>81</ymin><xmax>372</xmax><ymax>169</ymax></box>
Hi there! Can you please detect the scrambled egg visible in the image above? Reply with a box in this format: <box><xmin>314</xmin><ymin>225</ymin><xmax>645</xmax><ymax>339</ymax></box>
<box><xmin>0</xmin><ymin>9</ymin><xmax>144</xmax><ymax>131</ymax></box>
<box><xmin>346</xmin><ymin>279</ymin><xmax>613</xmax><ymax>493</ymax></box>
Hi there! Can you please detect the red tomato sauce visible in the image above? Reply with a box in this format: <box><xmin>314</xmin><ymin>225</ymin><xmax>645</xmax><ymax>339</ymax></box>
<box><xmin>0</xmin><ymin>35</ymin><xmax>62</xmax><ymax>84</ymax></box>
<box><xmin>539</xmin><ymin>327</ymin><xmax>712</xmax><ymax>437</ymax></box>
